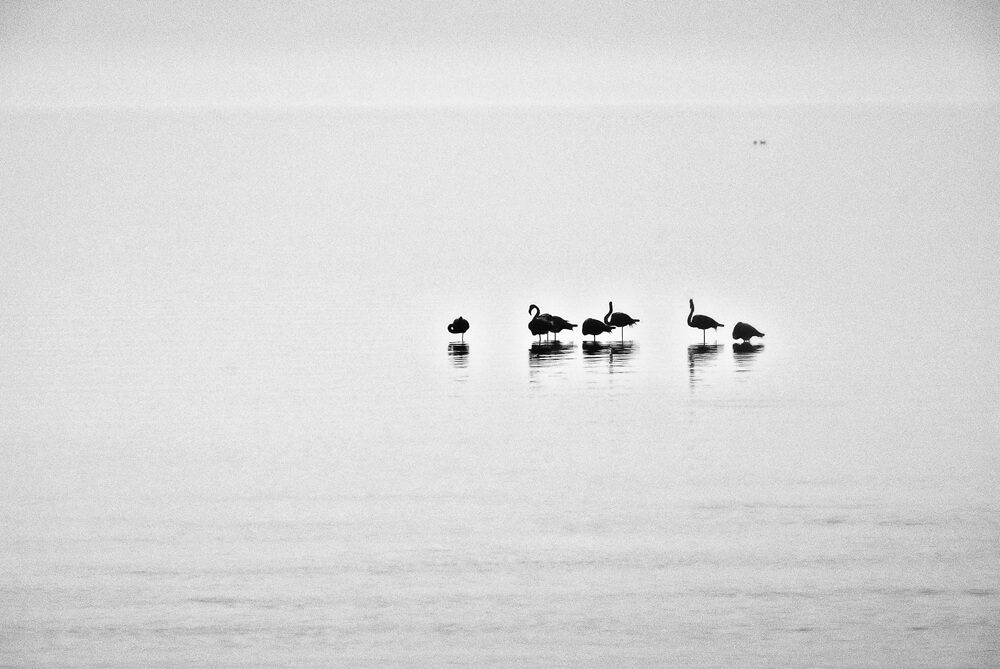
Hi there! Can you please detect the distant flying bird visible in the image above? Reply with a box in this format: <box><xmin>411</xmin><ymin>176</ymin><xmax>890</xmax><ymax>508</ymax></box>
<box><xmin>732</xmin><ymin>321</ymin><xmax>765</xmax><ymax>342</ymax></box>
<box><xmin>604</xmin><ymin>301</ymin><xmax>639</xmax><ymax>342</ymax></box>
<box><xmin>447</xmin><ymin>316</ymin><xmax>469</xmax><ymax>342</ymax></box>
<box><xmin>528</xmin><ymin>304</ymin><xmax>553</xmax><ymax>343</ymax></box>
<box><xmin>581</xmin><ymin>317</ymin><xmax>615</xmax><ymax>341</ymax></box>
<box><xmin>687</xmin><ymin>299</ymin><xmax>723</xmax><ymax>343</ymax></box>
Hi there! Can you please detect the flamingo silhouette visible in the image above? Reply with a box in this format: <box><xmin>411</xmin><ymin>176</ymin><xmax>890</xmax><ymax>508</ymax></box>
<box><xmin>604</xmin><ymin>301</ymin><xmax>639</xmax><ymax>342</ymax></box>
<box><xmin>447</xmin><ymin>316</ymin><xmax>469</xmax><ymax>342</ymax></box>
<box><xmin>528</xmin><ymin>304</ymin><xmax>553</xmax><ymax>343</ymax></box>
<box><xmin>582</xmin><ymin>317</ymin><xmax>615</xmax><ymax>342</ymax></box>
<box><xmin>545</xmin><ymin>314</ymin><xmax>578</xmax><ymax>340</ymax></box>
<box><xmin>688</xmin><ymin>299</ymin><xmax>723</xmax><ymax>343</ymax></box>
<box><xmin>732</xmin><ymin>321</ymin><xmax>765</xmax><ymax>342</ymax></box>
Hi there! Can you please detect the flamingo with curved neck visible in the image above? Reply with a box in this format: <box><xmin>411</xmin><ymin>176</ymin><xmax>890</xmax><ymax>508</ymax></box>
<box><xmin>688</xmin><ymin>299</ymin><xmax>723</xmax><ymax>344</ymax></box>
<box><xmin>604</xmin><ymin>301</ymin><xmax>639</xmax><ymax>342</ymax></box>
<box><xmin>528</xmin><ymin>304</ymin><xmax>553</xmax><ymax>343</ymax></box>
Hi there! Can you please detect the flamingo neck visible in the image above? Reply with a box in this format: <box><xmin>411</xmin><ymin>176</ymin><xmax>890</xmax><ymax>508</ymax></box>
<box><xmin>687</xmin><ymin>301</ymin><xmax>694</xmax><ymax>326</ymax></box>
<box><xmin>604</xmin><ymin>302</ymin><xmax>613</xmax><ymax>324</ymax></box>
<box><xmin>529</xmin><ymin>304</ymin><xmax>539</xmax><ymax>317</ymax></box>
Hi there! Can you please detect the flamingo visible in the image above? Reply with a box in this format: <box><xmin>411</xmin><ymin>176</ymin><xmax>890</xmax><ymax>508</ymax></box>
<box><xmin>581</xmin><ymin>317</ymin><xmax>615</xmax><ymax>342</ymax></box>
<box><xmin>732</xmin><ymin>322</ymin><xmax>765</xmax><ymax>342</ymax></box>
<box><xmin>688</xmin><ymin>299</ymin><xmax>723</xmax><ymax>343</ymax></box>
<box><xmin>447</xmin><ymin>316</ymin><xmax>469</xmax><ymax>342</ymax></box>
<box><xmin>545</xmin><ymin>314</ymin><xmax>578</xmax><ymax>340</ymax></box>
<box><xmin>604</xmin><ymin>301</ymin><xmax>639</xmax><ymax>342</ymax></box>
<box><xmin>528</xmin><ymin>304</ymin><xmax>553</xmax><ymax>343</ymax></box>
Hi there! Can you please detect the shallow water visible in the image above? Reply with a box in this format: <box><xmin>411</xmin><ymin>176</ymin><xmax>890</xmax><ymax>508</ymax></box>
<box><xmin>1</xmin><ymin>103</ymin><xmax>998</xmax><ymax>666</ymax></box>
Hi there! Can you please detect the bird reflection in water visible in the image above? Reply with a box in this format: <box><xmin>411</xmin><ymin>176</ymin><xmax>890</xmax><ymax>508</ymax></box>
<box><xmin>528</xmin><ymin>341</ymin><xmax>575</xmax><ymax>385</ymax></box>
<box><xmin>529</xmin><ymin>341</ymin><xmax>575</xmax><ymax>368</ymax></box>
<box><xmin>582</xmin><ymin>341</ymin><xmax>636</xmax><ymax>373</ymax></box>
<box><xmin>688</xmin><ymin>343</ymin><xmax>722</xmax><ymax>387</ymax></box>
<box><xmin>732</xmin><ymin>342</ymin><xmax>764</xmax><ymax>373</ymax></box>
<box><xmin>447</xmin><ymin>342</ymin><xmax>469</xmax><ymax>368</ymax></box>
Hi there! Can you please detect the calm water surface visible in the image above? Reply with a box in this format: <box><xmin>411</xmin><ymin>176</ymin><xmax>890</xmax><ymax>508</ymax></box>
<box><xmin>1</xmin><ymin>104</ymin><xmax>998</xmax><ymax>666</ymax></box>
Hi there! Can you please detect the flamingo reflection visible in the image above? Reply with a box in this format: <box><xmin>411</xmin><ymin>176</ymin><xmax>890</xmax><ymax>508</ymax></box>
<box><xmin>447</xmin><ymin>342</ymin><xmax>469</xmax><ymax>368</ymax></box>
<box><xmin>582</xmin><ymin>341</ymin><xmax>636</xmax><ymax>373</ymax></box>
<box><xmin>688</xmin><ymin>343</ymin><xmax>722</xmax><ymax>388</ymax></box>
<box><xmin>732</xmin><ymin>342</ymin><xmax>764</xmax><ymax>373</ymax></box>
<box><xmin>528</xmin><ymin>340</ymin><xmax>575</xmax><ymax>384</ymax></box>
<box><xmin>529</xmin><ymin>341</ymin><xmax>575</xmax><ymax>368</ymax></box>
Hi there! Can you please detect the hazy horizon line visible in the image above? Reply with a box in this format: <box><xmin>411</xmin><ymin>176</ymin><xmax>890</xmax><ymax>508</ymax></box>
<box><xmin>3</xmin><ymin>97</ymin><xmax>997</xmax><ymax>113</ymax></box>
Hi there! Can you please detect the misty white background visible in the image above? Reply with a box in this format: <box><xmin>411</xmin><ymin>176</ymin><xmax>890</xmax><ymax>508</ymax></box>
<box><xmin>2</xmin><ymin>3</ymin><xmax>998</xmax><ymax>666</ymax></box>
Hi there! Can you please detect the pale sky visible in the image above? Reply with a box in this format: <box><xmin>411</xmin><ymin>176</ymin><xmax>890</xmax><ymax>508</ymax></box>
<box><xmin>2</xmin><ymin>0</ymin><xmax>998</xmax><ymax>107</ymax></box>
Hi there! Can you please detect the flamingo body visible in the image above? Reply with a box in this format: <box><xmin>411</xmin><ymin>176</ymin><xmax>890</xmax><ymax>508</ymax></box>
<box><xmin>546</xmin><ymin>315</ymin><xmax>578</xmax><ymax>338</ymax></box>
<box><xmin>581</xmin><ymin>317</ymin><xmax>615</xmax><ymax>341</ymax></box>
<box><xmin>732</xmin><ymin>322</ymin><xmax>765</xmax><ymax>342</ymax></box>
<box><xmin>447</xmin><ymin>316</ymin><xmax>470</xmax><ymax>342</ymax></box>
<box><xmin>528</xmin><ymin>304</ymin><xmax>553</xmax><ymax>342</ymax></box>
<box><xmin>688</xmin><ymin>299</ymin><xmax>723</xmax><ymax>343</ymax></box>
<box><xmin>604</xmin><ymin>301</ymin><xmax>639</xmax><ymax>342</ymax></box>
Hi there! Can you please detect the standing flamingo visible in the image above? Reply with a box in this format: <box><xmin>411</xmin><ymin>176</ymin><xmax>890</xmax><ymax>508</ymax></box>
<box><xmin>604</xmin><ymin>301</ymin><xmax>639</xmax><ymax>342</ymax></box>
<box><xmin>688</xmin><ymin>299</ymin><xmax>723</xmax><ymax>343</ymax></box>
<box><xmin>732</xmin><ymin>322</ymin><xmax>765</xmax><ymax>342</ymax></box>
<box><xmin>447</xmin><ymin>316</ymin><xmax>469</xmax><ymax>342</ymax></box>
<box><xmin>545</xmin><ymin>314</ymin><xmax>578</xmax><ymax>340</ymax></box>
<box><xmin>528</xmin><ymin>304</ymin><xmax>553</xmax><ymax>343</ymax></box>
<box><xmin>581</xmin><ymin>318</ymin><xmax>615</xmax><ymax>342</ymax></box>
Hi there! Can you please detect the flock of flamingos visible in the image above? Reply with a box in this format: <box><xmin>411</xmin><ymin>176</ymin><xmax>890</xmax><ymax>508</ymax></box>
<box><xmin>447</xmin><ymin>299</ymin><xmax>765</xmax><ymax>345</ymax></box>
